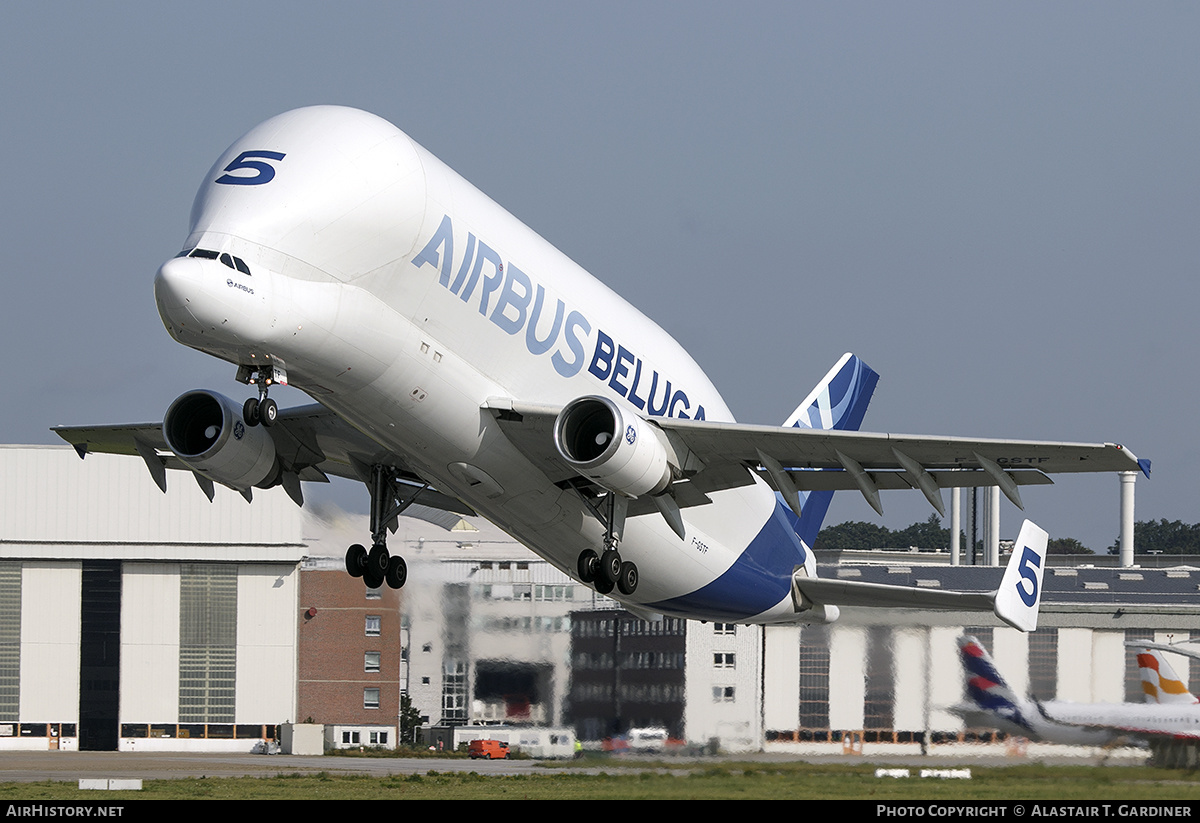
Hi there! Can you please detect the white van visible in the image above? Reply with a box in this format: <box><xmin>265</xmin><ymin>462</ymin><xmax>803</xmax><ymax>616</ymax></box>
<box><xmin>627</xmin><ymin>727</ymin><xmax>668</xmax><ymax>752</ymax></box>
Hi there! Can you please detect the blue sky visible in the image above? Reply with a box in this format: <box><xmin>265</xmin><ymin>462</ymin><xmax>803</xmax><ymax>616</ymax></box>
<box><xmin>2</xmin><ymin>2</ymin><xmax>1195</xmax><ymax>552</ymax></box>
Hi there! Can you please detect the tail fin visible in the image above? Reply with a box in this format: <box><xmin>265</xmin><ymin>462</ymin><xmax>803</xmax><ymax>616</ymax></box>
<box><xmin>784</xmin><ymin>352</ymin><xmax>879</xmax><ymax>432</ymax></box>
<box><xmin>958</xmin><ymin>635</ymin><xmax>1030</xmax><ymax>729</ymax></box>
<box><xmin>1138</xmin><ymin>649</ymin><xmax>1198</xmax><ymax>704</ymax></box>
<box><xmin>780</xmin><ymin>353</ymin><xmax>879</xmax><ymax>548</ymax></box>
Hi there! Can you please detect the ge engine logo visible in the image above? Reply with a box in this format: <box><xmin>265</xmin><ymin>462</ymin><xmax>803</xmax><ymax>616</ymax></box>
<box><xmin>233</xmin><ymin>421</ymin><xmax>245</xmax><ymax>441</ymax></box>
<box><xmin>625</xmin><ymin>425</ymin><xmax>637</xmax><ymax>445</ymax></box>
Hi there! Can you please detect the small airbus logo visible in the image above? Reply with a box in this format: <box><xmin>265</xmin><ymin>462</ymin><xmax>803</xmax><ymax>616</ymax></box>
<box><xmin>227</xmin><ymin>279</ymin><xmax>254</xmax><ymax>295</ymax></box>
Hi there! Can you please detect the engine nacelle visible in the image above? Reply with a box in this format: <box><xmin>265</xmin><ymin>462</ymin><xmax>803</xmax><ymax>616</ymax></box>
<box><xmin>163</xmin><ymin>390</ymin><xmax>278</xmax><ymax>490</ymax></box>
<box><xmin>554</xmin><ymin>396</ymin><xmax>673</xmax><ymax>497</ymax></box>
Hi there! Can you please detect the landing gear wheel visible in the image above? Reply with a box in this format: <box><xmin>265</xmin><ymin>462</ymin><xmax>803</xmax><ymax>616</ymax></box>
<box><xmin>594</xmin><ymin>576</ymin><xmax>615</xmax><ymax>595</ymax></box>
<box><xmin>260</xmin><ymin>397</ymin><xmax>278</xmax><ymax>427</ymax></box>
<box><xmin>367</xmin><ymin>543</ymin><xmax>390</xmax><ymax>576</ymax></box>
<box><xmin>577</xmin><ymin>549</ymin><xmax>599</xmax><ymax>583</ymax></box>
<box><xmin>385</xmin><ymin>555</ymin><xmax>408</xmax><ymax>589</ymax></box>
<box><xmin>243</xmin><ymin>397</ymin><xmax>260</xmax><ymax>426</ymax></box>
<box><xmin>600</xmin><ymin>549</ymin><xmax>622</xmax><ymax>585</ymax></box>
<box><xmin>364</xmin><ymin>568</ymin><xmax>385</xmax><ymax>589</ymax></box>
<box><xmin>345</xmin><ymin>544</ymin><xmax>367</xmax><ymax>578</ymax></box>
<box><xmin>617</xmin><ymin>561</ymin><xmax>639</xmax><ymax>596</ymax></box>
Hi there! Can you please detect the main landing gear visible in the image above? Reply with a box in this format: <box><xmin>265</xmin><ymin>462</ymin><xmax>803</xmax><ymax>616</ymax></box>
<box><xmin>345</xmin><ymin>465</ymin><xmax>424</xmax><ymax>591</ymax></box>
<box><xmin>575</xmin><ymin>492</ymin><xmax>639</xmax><ymax>596</ymax></box>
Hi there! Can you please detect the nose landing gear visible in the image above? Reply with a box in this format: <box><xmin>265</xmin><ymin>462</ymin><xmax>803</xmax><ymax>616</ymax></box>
<box><xmin>237</xmin><ymin>362</ymin><xmax>286</xmax><ymax>428</ymax></box>
<box><xmin>243</xmin><ymin>395</ymin><xmax>277</xmax><ymax>427</ymax></box>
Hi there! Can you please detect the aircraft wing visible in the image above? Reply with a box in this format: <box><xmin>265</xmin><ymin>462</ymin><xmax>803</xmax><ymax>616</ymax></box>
<box><xmin>487</xmin><ymin>398</ymin><xmax>1148</xmax><ymax>516</ymax></box>
<box><xmin>51</xmin><ymin>403</ymin><xmax>474</xmax><ymax>525</ymax></box>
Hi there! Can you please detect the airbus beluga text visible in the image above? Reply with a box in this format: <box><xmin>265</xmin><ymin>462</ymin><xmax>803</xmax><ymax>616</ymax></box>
<box><xmin>54</xmin><ymin>106</ymin><xmax>1147</xmax><ymax>628</ymax></box>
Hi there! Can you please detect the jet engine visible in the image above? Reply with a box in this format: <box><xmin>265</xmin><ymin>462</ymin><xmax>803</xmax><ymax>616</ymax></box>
<box><xmin>163</xmin><ymin>390</ymin><xmax>279</xmax><ymax>491</ymax></box>
<box><xmin>554</xmin><ymin>395</ymin><xmax>674</xmax><ymax>497</ymax></box>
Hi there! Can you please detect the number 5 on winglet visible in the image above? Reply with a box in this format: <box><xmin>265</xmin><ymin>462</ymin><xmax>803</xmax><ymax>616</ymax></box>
<box><xmin>993</xmin><ymin>520</ymin><xmax>1049</xmax><ymax>632</ymax></box>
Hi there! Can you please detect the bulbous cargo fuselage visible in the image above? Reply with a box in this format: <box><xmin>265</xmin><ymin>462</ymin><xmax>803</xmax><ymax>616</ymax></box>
<box><xmin>154</xmin><ymin>106</ymin><xmax>811</xmax><ymax>623</ymax></box>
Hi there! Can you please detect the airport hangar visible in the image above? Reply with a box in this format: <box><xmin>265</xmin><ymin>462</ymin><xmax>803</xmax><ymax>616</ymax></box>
<box><xmin>0</xmin><ymin>444</ymin><xmax>1193</xmax><ymax>756</ymax></box>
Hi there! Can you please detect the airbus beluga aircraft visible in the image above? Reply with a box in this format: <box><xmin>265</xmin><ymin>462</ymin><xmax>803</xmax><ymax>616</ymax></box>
<box><xmin>53</xmin><ymin>106</ymin><xmax>1147</xmax><ymax>628</ymax></box>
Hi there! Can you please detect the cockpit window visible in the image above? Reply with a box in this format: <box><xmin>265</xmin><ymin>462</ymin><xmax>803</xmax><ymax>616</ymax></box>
<box><xmin>175</xmin><ymin>248</ymin><xmax>252</xmax><ymax>275</ymax></box>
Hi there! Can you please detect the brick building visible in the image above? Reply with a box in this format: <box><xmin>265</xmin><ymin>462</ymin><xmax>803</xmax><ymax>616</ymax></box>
<box><xmin>297</xmin><ymin>557</ymin><xmax>403</xmax><ymax>748</ymax></box>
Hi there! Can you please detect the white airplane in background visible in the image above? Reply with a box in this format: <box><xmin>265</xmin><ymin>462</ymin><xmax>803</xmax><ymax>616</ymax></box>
<box><xmin>955</xmin><ymin>636</ymin><xmax>1200</xmax><ymax>746</ymax></box>
<box><xmin>53</xmin><ymin>106</ymin><xmax>1146</xmax><ymax>628</ymax></box>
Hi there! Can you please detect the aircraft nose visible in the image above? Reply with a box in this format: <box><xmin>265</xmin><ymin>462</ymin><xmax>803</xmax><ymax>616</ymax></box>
<box><xmin>154</xmin><ymin>255</ymin><xmax>208</xmax><ymax>329</ymax></box>
<box><xmin>153</xmin><ymin>253</ymin><xmax>267</xmax><ymax>344</ymax></box>
<box><xmin>154</xmin><ymin>256</ymin><xmax>201</xmax><ymax>314</ymax></box>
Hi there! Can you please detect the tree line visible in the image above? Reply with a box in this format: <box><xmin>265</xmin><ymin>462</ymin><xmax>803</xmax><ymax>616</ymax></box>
<box><xmin>815</xmin><ymin>514</ymin><xmax>1089</xmax><ymax>554</ymax></box>
<box><xmin>1105</xmin><ymin>519</ymin><xmax>1200</xmax><ymax>555</ymax></box>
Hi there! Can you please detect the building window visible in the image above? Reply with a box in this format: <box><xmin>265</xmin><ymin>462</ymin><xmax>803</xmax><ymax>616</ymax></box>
<box><xmin>365</xmin><ymin>585</ymin><xmax>381</xmax><ymax>600</ymax></box>
<box><xmin>179</xmin><ymin>564</ymin><xmax>237</xmax><ymax>724</ymax></box>
<box><xmin>365</xmin><ymin>652</ymin><xmax>381</xmax><ymax>673</ymax></box>
<box><xmin>714</xmin><ymin>623</ymin><xmax>736</xmax><ymax>635</ymax></box>
<box><xmin>714</xmin><ymin>653</ymin><xmax>735</xmax><ymax>668</ymax></box>
<box><xmin>370</xmin><ymin>731</ymin><xmax>388</xmax><ymax>745</ymax></box>
<box><xmin>1029</xmin><ymin>628</ymin><xmax>1059</xmax><ymax>699</ymax></box>
<box><xmin>342</xmin><ymin>731</ymin><xmax>360</xmax><ymax>744</ymax></box>
<box><xmin>535</xmin><ymin>584</ymin><xmax>574</xmax><ymax>601</ymax></box>
<box><xmin>364</xmin><ymin>689</ymin><xmax>380</xmax><ymax>709</ymax></box>
<box><xmin>0</xmin><ymin>563</ymin><xmax>21</xmax><ymax>722</ymax></box>
<box><xmin>799</xmin><ymin>624</ymin><xmax>831</xmax><ymax>731</ymax></box>
<box><xmin>442</xmin><ymin>659</ymin><xmax>467</xmax><ymax>723</ymax></box>
<box><xmin>713</xmin><ymin>686</ymin><xmax>735</xmax><ymax>703</ymax></box>
<box><xmin>365</xmin><ymin>616</ymin><xmax>381</xmax><ymax>636</ymax></box>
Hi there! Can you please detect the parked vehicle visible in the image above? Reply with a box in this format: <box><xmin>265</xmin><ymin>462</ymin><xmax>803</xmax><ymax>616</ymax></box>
<box><xmin>627</xmin><ymin>728</ymin><xmax>669</xmax><ymax>752</ymax></box>
<box><xmin>467</xmin><ymin>739</ymin><xmax>510</xmax><ymax>760</ymax></box>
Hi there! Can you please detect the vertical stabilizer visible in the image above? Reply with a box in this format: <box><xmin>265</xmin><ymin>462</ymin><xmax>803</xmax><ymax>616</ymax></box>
<box><xmin>779</xmin><ymin>353</ymin><xmax>879</xmax><ymax>549</ymax></box>
<box><xmin>959</xmin><ymin>635</ymin><xmax>1032</xmax><ymax>731</ymax></box>
<box><xmin>1138</xmin><ymin>649</ymin><xmax>1198</xmax><ymax>704</ymax></box>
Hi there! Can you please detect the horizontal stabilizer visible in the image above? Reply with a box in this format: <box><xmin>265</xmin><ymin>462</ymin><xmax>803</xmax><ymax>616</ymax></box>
<box><xmin>791</xmin><ymin>519</ymin><xmax>1048</xmax><ymax>632</ymax></box>
<box><xmin>794</xmin><ymin>576</ymin><xmax>994</xmax><ymax>611</ymax></box>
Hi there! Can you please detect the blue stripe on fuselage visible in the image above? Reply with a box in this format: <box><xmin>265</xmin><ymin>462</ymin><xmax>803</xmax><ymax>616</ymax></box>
<box><xmin>647</xmin><ymin>500</ymin><xmax>805</xmax><ymax>621</ymax></box>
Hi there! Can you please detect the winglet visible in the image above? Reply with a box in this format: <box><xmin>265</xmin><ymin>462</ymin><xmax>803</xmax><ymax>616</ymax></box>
<box><xmin>993</xmin><ymin>519</ymin><xmax>1049</xmax><ymax>632</ymax></box>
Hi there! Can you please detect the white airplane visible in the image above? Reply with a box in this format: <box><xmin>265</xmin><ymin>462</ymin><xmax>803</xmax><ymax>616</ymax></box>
<box><xmin>956</xmin><ymin>636</ymin><xmax>1200</xmax><ymax>746</ymax></box>
<box><xmin>53</xmin><ymin>106</ymin><xmax>1146</xmax><ymax>628</ymax></box>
